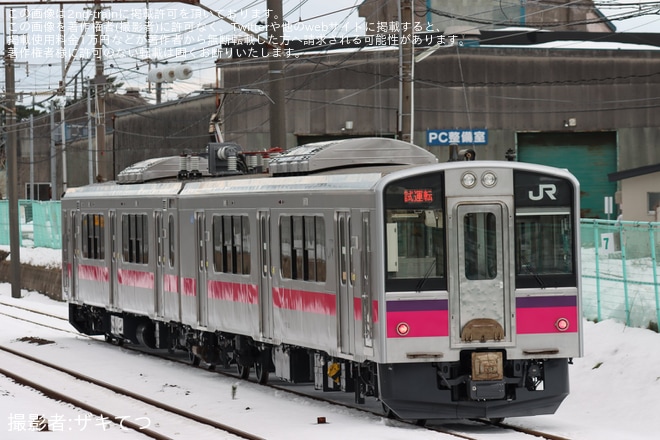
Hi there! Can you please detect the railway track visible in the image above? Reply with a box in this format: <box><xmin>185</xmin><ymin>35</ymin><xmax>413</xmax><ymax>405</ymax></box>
<box><xmin>0</xmin><ymin>343</ymin><xmax>264</xmax><ymax>439</ymax></box>
<box><xmin>0</xmin><ymin>299</ymin><xmax>573</xmax><ymax>440</ymax></box>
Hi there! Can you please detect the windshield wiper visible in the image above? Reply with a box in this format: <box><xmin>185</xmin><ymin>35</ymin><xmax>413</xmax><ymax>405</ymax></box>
<box><xmin>415</xmin><ymin>258</ymin><xmax>437</xmax><ymax>292</ymax></box>
<box><xmin>522</xmin><ymin>263</ymin><xmax>545</xmax><ymax>288</ymax></box>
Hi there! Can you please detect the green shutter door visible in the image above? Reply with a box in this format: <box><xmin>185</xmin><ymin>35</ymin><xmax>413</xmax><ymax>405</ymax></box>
<box><xmin>517</xmin><ymin>132</ymin><xmax>617</xmax><ymax>219</ymax></box>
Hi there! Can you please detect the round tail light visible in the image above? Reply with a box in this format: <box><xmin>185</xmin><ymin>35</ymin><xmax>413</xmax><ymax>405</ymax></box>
<box><xmin>555</xmin><ymin>318</ymin><xmax>570</xmax><ymax>332</ymax></box>
<box><xmin>396</xmin><ymin>322</ymin><xmax>410</xmax><ymax>336</ymax></box>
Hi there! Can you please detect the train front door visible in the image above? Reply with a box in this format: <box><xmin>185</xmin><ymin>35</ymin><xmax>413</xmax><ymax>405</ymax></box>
<box><xmin>452</xmin><ymin>203</ymin><xmax>512</xmax><ymax>345</ymax></box>
<box><xmin>257</xmin><ymin>210</ymin><xmax>273</xmax><ymax>340</ymax></box>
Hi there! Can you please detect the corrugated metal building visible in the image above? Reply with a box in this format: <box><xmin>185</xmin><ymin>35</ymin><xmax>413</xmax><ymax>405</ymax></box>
<box><xmin>49</xmin><ymin>37</ymin><xmax>660</xmax><ymax>220</ymax></box>
<box><xmin>203</xmin><ymin>45</ymin><xmax>660</xmax><ymax>218</ymax></box>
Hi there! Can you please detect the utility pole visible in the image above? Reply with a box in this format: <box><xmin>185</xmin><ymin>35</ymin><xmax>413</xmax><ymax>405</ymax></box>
<box><xmin>59</xmin><ymin>3</ymin><xmax>68</xmax><ymax>196</ymax></box>
<box><xmin>29</xmin><ymin>114</ymin><xmax>34</xmax><ymax>200</ymax></box>
<box><xmin>267</xmin><ymin>0</ymin><xmax>286</xmax><ymax>149</ymax></box>
<box><xmin>50</xmin><ymin>102</ymin><xmax>56</xmax><ymax>198</ymax></box>
<box><xmin>87</xmin><ymin>79</ymin><xmax>94</xmax><ymax>184</ymax></box>
<box><xmin>4</xmin><ymin>42</ymin><xmax>21</xmax><ymax>299</ymax></box>
<box><xmin>399</xmin><ymin>0</ymin><xmax>414</xmax><ymax>144</ymax></box>
<box><xmin>93</xmin><ymin>0</ymin><xmax>107</xmax><ymax>181</ymax></box>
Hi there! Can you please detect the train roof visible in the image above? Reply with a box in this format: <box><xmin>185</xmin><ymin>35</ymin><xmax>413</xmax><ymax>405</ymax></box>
<box><xmin>116</xmin><ymin>156</ymin><xmax>211</xmax><ymax>184</ymax></box>
<box><xmin>62</xmin><ymin>160</ymin><xmax>579</xmax><ymax>202</ymax></box>
<box><xmin>268</xmin><ymin>137</ymin><xmax>438</xmax><ymax>175</ymax></box>
<box><xmin>63</xmin><ymin>139</ymin><xmax>579</xmax><ymax>200</ymax></box>
<box><xmin>63</xmin><ymin>181</ymin><xmax>184</xmax><ymax>200</ymax></box>
<box><xmin>112</xmin><ymin>137</ymin><xmax>439</xmax><ymax>185</ymax></box>
<box><xmin>178</xmin><ymin>172</ymin><xmax>385</xmax><ymax>196</ymax></box>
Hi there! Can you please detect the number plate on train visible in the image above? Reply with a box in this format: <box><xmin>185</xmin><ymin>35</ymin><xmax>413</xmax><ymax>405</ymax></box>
<box><xmin>471</xmin><ymin>352</ymin><xmax>503</xmax><ymax>381</ymax></box>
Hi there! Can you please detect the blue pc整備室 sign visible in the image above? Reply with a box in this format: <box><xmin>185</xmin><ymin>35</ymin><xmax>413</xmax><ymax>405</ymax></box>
<box><xmin>426</xmin><ymin>129</ymin><xmax>488</xmax><ymax>146</ymax></box>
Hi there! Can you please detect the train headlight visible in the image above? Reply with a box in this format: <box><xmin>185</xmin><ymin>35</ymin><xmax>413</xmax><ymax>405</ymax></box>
<box><xmin>396</xmin><ymin>322</ymin><xmax>410</xmax><ymax>336</ymax></box>
<box><xmin>555</xmin><ymin>318</ymin><xmax>570</xmax><ymax>332</ymax></box>
<box><xmin>481</xmin><ymin>171</ymin><xmax>497</xmax><ymax>188</ymax></box>
<box><xmin>461</xmin><ymin>172</ymin><xmax>477</xmax><ymax>189</ymax></box>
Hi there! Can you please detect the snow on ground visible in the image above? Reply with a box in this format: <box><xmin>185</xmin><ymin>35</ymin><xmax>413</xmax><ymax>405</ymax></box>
<box><xmin>0</xmin><ymin>246</ymin><xmax>659</xmax><ymax>438</ymax></box>
<box><xmin>0</xmin><ymin>246</ymin><xmax>61</xmax><ymax>270</ymax></box>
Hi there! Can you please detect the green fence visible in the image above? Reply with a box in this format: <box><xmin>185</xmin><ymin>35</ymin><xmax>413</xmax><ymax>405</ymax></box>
<box><xmin>581</xmin><ymin>219</ymin><xmax>660</xmax><ymax>329</ymax></box>
<box><xmin>0</xmin><ymin>200</ymin><xmax>62</xmax><ymax>249</ymax></box>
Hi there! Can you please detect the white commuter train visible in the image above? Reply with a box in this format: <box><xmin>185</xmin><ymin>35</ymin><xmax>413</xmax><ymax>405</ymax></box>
<box><xmin>63</xmin><ymin>137</ymin><xmax>582</xmax><ymax>421</ymax></box>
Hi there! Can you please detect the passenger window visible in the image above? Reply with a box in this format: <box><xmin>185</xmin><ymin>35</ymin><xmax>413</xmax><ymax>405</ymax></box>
<box><xmin>280</xmin><ymin>216</ymin><xmax>292</xmax><ymax>279</ymax></box>
<box><xmin>212</xmin><ymin>215</ymin><xmax>250</xmax><ymax>275</ymax></box>
<box><xmin>279</xmin><ymin>215</ymin><xmax>325</xmax><ymax>282</ymax></box>
<box><xmin>121</xmin><ymin>214</ymin><xmax>148</xmax><ymax>264</ymax></box>
<box><xmin>168</xmin><ymin>215</ymin><xmax>175</xmax><ymax>268</ymax></box>
<box><xmin>81</xmin><ymin>213</ymin><xmax>105</xmax><ymax>260</ymax></box>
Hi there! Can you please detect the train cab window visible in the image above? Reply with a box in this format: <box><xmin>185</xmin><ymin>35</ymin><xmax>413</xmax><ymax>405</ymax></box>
<box><xmin>515</xmin><ymin>209</ymin><xmax>573</xmax><ymax>286</ymax></box>
<box><xmin>514</xmin><ymin>171</ymin><xmax>576</xmax><ymax>288</ymax></box>
<box><xmin>81</xmin><ymin>213</ymin><xmax>105</xmax><ymax>260</ymax></box>
<box><xmin>280</xmin><ymin>215</ymin><xmax>326</xmax><ymax>282</ymax></box>
<box><xmin>212</xmin><ymin>215</ymin><xmax>250</xmax><ymax>275</ymax></box>
<box><xmin>121</xmin><ymin>214</ymin><xmax>149</xmax><ymax>264</ymax></box>
<box><xmin>384</xmin><ymin>173</ymin><xmax>446</xmax><ymax>292</ymax></box>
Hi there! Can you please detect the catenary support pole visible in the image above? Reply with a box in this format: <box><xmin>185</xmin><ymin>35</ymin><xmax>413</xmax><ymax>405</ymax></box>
<box><xmin>267</xmin><ymin>0</ymin><xmax>286</xmax><ymax>149</ymax></box>
<box><xmin>4</xmin><ymin>42</ymin><xmax>21</xmax><ymax>299</ymax></box>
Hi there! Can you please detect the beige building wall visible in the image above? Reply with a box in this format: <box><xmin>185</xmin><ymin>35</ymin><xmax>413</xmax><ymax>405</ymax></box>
<box><xmin>620</xmin><ymin>173</ymin><xmax>660</xmax><ymax>222</ymax></box>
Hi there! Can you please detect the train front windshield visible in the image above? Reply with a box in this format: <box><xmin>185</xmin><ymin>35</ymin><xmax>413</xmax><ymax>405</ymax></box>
<box><xmin>382</xmin><ymin>168</ymin><xmax>577</xmax><ymax>292</ymax></box>
<box><xmin>384</xmin><ymin>173</ymin><xmax>446</xmax><ymax>292</ymax></box>
<box><xmin>514</xmin><ymin>171</ymin><xmax>577</xmax><ymax>288</ymax></box>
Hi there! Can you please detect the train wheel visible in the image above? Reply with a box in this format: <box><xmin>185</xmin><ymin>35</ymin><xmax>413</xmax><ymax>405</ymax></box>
<box><xmin>255</xmin><ymin>361</ymin><xmax>269</xmax><ymax>384</ymax></box>
<box><xmin>236</xmin><ymin>363</ymin><xmax>251</xmax><ymax>379</ymax></box>
<box><xmin>188</xmin><ymin>351</ymin><xmax>200</xmax><ymax>367</ymax></box>
<box><xmin>104</xmin><ymin>334</ymin><xmax>124</xmax><ymax>346</ymax></box>
<box><xmin>382</xmin><ymin>403</ymin><xmax>396</xmax><ymax>419</ymax></box>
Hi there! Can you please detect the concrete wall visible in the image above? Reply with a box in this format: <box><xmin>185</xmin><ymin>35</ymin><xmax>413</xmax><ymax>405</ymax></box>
<box><xmin>0</xmin><ymin>251</ymin><xmax>62</xmax><ymax>302</ymax></box>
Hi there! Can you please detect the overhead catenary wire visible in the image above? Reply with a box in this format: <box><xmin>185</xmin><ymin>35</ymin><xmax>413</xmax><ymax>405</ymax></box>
<box><xmin>4</xmin><ymin>0</ymin><xmax>660</xmax><ymax>138</ymax></box>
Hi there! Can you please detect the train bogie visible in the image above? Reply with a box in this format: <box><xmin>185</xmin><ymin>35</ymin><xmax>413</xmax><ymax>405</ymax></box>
<box><xmin>64</xmin><ymin>138</ymin><xmax>582</xmax><ymax>421</ymax></box>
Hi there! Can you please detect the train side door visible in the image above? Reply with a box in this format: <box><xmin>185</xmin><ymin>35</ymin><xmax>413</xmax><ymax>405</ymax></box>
<box><xmin>109</xmin><ymin>210</ymin><xmax>118</xmax><ymax>308</ymax></box>
<box><xmin>195</xmin><ymin>211</ymin><xmax>208</xmax><ymax>327</ymax></box>
<box><xmin>453</xmin><ymin>203</ymin><xmax>512</xmax><ymax>345</ymax></box>
<box><xmin>360</xmin><ymin>212</ymin><xmax>374</xmax><ymax>350</ymax></box>
<box><xmin>68</xmin><ymin>210</ymin><xmax>79</xmax><ymax>301</ymax></box>
<box><xmin>155</xmin><ymin>209</ymin><xmax>165</xmax><ymax>318</ymax></box>
<box><xmin>257</xmin><ymin>210</ymin><xmax>273</xmax><ymax>340</ymax></box>
<box><xmin>336</xmin><ymin>211</ymin><xmax>354</xmax><ymax>355</ymax></box>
